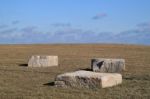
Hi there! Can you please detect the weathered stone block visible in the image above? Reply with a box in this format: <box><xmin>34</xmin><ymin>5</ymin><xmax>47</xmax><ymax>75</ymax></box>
<box><xmin>91</xmin><ymin>58</ymin><xmax>125</xmax><ymax>73</ymax></box>
<box><xmin>28</xmin><ymin>55</ymin><xmax>58</xmax><ymax>67</ymax></box>
<box><xmin>55</xmin><ymin>70</ymin><xmax>122</xmax><ymax>88</ymax></box>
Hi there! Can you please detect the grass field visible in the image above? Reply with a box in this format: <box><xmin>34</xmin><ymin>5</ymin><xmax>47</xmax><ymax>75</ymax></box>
<box><xmin>0</xmin><ymin>44</ymin><xmax>150</xmax><ymax>99</ymax></box>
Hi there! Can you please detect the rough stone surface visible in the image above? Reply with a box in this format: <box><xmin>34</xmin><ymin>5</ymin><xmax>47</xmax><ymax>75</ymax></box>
<box><xmin>91</xmin><ymin>58</ymin><xmax>125</xmax><ymax>73</ymax></box>
<box><xmin>55</xmin><ymin>70</ymin><xmax>122</xmax><ymax>88</ymax></box>
<box><xmin>28</xmin><ymin>55</ymin><xmax>58</xmax><ymax>67</ymax></box>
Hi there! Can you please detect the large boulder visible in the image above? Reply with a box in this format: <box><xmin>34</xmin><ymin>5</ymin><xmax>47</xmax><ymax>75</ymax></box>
<box><xmin>91</xmin><ymin>58</ymin><xmax>125</xmax><ymax>73</ymax></box>
<box><xmin>55</xmin><ymin>70</ymin><xmax>122</xmax><ymax>88</ymax></box>
<box><xmin>28</xmin><ymin>55</ymin><xmax>58</xmax><ymax>67</ymax></box>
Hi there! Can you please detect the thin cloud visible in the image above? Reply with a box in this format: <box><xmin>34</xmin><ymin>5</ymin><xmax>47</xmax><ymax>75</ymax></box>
<box><xmin>136</xmin><ymin>22</ymin><xmax>150</xmax><ymax>32</ymax></box>
<box><xmin>92</xmin><ymin>13</ymin><xmax>107</xmax><ymax>20</ymax></box>
<box><xmin>137</xmin><ymin>22</ymin><xmax>150</xmax><ymax>27</ymax></box>
<box><xmin>21</xmin><ymin>26</ymin><xmax>38</xmax><ymax>33</ymax></box>
<box><xmin>0</xmin><ymin>28</ymin><xmax>19</xmax><ymax>38</ymax></box>
<box><xmin>51</xmin><ymin>23</ymin><xmax>71</xmax><ymax>27</ymax></box>
<box><xmin>0</xmin><ymin>24</ymin><xmax>9</xmax><ymax>29</ymax></box>
<box><xmin>0</xmin><ymin>28</ymin><xmax>18</xmax><ymax>34</ymax></box>
<box><xmin>0</xmin><ymin>23</ymin><xmax>149</xmax><ymax>45</ymax></box>
<box><xmin>12</xmin><ymin>20</ymin><xmax>20</xmax><ymax>25</ymax></box>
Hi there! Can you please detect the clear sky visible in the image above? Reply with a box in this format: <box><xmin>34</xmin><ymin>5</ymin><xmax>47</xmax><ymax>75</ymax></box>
<box><xmin>0</xmin><ymin>0</ymin><xmax>150</xmax><ymax>45</ymax></box>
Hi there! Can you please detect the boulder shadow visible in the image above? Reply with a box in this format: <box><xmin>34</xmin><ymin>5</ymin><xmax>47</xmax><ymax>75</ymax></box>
<box><xmin>43</xmin><ymin>82</ymin><xmax>54</xmax><ymax>86</ymax></box>
<box><xmin>80</xmin><ymin>68</ymin><xmax>92</xmax><ymax>71</ymax></box>
<box><xmin>123</xmin><ymin>76</ymin><xmax>134</xmax><ymax>80</ymax></box>
<box><xmin>19</xmin><ymin>64</ymin><xmax>28</xmax><ymax>67</ymax></box>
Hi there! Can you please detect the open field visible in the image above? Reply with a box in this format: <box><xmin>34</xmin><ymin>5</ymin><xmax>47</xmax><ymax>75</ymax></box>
<box><xmin>0</xmin><ymin>44</ymin><xmax>150</xmax><ymax>99</ymax></box>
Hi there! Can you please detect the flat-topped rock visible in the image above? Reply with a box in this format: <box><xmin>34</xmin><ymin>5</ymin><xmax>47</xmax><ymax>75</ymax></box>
<box><xmin>55</xmin><ymin>70</ymin><xmax>122</xmax><ymax>88</ymax></box>
<box><xmin>28</xmin><ymin>55</ymin><xmax>58</xmax><ymax>67</ymax></box>
<box><xmin>91</xmin><ymin>58</ymin><xmax>125</xmax><ymax>73</ymax></box>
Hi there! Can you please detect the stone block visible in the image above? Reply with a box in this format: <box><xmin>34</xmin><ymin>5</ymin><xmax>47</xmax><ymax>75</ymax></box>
<box><xmin>28</xmin><ymin>55</ymin><xmax>58</xmax><ymax>67</ymax></box>
<box><xmin>55</xmin><ymin>70</ymin><xmax>122</xmax><ymax>88</ymax></box>
<box><xmin>91</xmin><ymin>58</ymin><xmax>125</xmax><ymax>73</ymax></box>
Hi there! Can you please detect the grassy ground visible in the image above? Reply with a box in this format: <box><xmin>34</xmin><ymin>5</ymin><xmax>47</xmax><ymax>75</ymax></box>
<box><xmin>0</xmin><ymin>44</ymin><xmax>150</xmax><ymax>99</ymax></box>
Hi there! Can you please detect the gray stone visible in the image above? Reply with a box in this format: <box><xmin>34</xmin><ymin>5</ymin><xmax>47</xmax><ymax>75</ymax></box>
<box><xmin>55</xmin><ymin>70</ymin><xmax>122</xmax><ymax>88</ymax></box>
<box><xmin>28</xmin><ymin>55</ymin><xmax>58</xmax><ymax>67</ymax></box>
<box><xmin>91</xmin><ymin>58</ymin><xmax>125</xmax><ymax>73</ymax></box>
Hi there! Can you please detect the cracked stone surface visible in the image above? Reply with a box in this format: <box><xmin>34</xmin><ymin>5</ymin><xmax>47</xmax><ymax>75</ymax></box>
<box><xmin>55</xmin><ymin>70</ymin><xmax>122</xmax><ymax>88</ymax></box>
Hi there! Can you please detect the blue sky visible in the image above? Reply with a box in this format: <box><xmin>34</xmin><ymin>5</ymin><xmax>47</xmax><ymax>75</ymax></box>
<box><xmin>0</xmin><ymin>0</ymin><xmax>150</xmax><ymax>45</ymax></box>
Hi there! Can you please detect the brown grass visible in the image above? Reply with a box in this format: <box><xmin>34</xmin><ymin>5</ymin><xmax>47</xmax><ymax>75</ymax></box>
<box><xmin>0</xmin><ymin>44</ymin><xmax>150</xmax><ymax>99</ymax></box>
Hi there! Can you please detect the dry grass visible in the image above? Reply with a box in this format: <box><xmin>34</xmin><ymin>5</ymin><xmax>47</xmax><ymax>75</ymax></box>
<box><xmin>0</xmin><ymin>44</ymin><xmax>150</xmax><ymax>99</ymax></box>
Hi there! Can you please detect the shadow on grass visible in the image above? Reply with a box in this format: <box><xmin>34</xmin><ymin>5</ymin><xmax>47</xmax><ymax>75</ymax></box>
<box><xmin>19</xmin><ymin>64</ymin><xmax>28</xmax><ymax>67</ymax></box>
<box><xmin>80</xmin><ymin>68</ymin><xmax>92</xmax><ymax>71</ymax></box>
<box><xmin>43</xmin><ymin>82</ymin><xmax>54</xmax><ymax>86</ymax></box>
<box><xmin>123</xmin><ymin>77</ymin><xmax>134</xmax><ymax>80</ymax></box>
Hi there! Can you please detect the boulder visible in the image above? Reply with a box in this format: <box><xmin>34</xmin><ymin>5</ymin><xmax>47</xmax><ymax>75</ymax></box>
<box><xmin>28</xmin><ymin>55</ymin><xmax>58</xmax><ymax>67</ymax></box>
<box><xmin>55</xmin><ymin>70</ymin><xmax>122</xmax><ymax>88</ymax></box>
<box><xmin>91</xmin><ymin>58</ymin><xmax>125</xmax><ymax>73</ymax></box>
